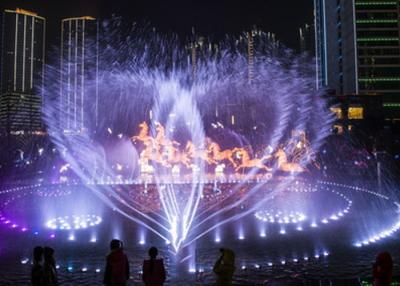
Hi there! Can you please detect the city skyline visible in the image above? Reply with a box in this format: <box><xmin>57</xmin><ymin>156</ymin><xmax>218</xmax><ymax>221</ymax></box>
<box><xmin>0</xmin><ymin>0</ymin><xmax>313</xmax><ymax>50</ymax></box>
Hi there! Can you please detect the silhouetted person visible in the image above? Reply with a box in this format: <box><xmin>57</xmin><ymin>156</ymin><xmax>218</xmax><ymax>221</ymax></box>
<box><xmin>31</xmin><ymin>246</ymin><xmax>43</xmax><ymax>286</ymax></box>
<box><xmin>373</xmin><ymin>251</ymin><xmax>393</xmax><ymax>286</ymax></box>
<box><xmin>42</xmin><ymin>247</ymin><xmax>58</xmax><ymax>286</ymax></box>
<box><xmin>104</xmin><ymin>239</ymin><xmax>130</xmax><ymax>286</ymax></box>
<box><xmin>142</xmin><ymin>247</ymin><xmax>166</xmax><ymax>286</ymax></box>
<box><xmin>213</xmin><ymin>248</ymin><xmax>235</xmax><ymax>286</ymax></box>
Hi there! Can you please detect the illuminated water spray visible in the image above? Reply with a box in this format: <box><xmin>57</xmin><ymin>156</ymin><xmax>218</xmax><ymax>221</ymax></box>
<box><xmin>43</xmin><ymin>20</ymin><xmax>333</xmax><ymax>252</ymax></box>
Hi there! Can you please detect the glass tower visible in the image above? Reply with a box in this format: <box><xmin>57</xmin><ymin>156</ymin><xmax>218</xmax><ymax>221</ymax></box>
<box><xmin>0</xmin><ymin>8</ymin><xmax>46</xmax><ymax>135</ymax></box>
<box><xmin>60</xmin><ymin>16</ymin><xmax>98</xmax><ymax>133</ymax></box>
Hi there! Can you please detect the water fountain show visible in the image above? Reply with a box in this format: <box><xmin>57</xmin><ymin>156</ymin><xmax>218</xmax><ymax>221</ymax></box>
<box><xmin>1</xmin><ymin>21</ymin><xmax>399</xmax><ymax>284</ymax></box>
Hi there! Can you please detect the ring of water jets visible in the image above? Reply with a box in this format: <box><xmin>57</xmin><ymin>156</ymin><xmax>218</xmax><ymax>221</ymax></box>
<box><xmin>0</xmin><ymin>179</ymin><xmax>399</xmax><ymax>252</ymax></box>
<box><xmin>45</xmin><ymin>214</ymin><xmax>102</xmax><ymax>231</ymax></box>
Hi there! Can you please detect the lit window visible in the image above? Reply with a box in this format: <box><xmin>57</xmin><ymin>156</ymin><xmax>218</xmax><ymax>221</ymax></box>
<box><xmin>330</xmin><ymin>107</ymin><xmax>343</xmax><ymax>119</ymax></box>
<box><xmin>348</xmin><ymin>107</ymin><xmax>363</xmax><ymax>120</ymax></box>
<box><xmin>333</xmin><ymin>125</ymin><xmax>344</xmax><ymax>134</ymax></box>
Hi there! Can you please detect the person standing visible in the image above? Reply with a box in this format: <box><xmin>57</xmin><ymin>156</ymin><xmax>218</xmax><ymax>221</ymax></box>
<box><xmin>213</xmin><ymin>248</ymin><xmax>235</xmax><ymax>286</ymax></box>
<box><xmin>142</xmin><ymin>247</ymin><xmax>166</xmax><ymax>286</ymax></box>
<box><xmin>31</xmin><ymin>246</ymin><xmax>44</xmax><ymax>286</ymax></box>
<box><xmin>42</xmin><ymin>247</ymin><xmax>58</xmax><ymax>286</ymax></box>
<box><xmin>373</xmin><ymin>251</ymin><xmax>393</xmax><ymax>286</ymax></box>
<box><xmin>104</xmin><ymin>239</ymin><xmax>130</xmax><ymax>286</ymax></box>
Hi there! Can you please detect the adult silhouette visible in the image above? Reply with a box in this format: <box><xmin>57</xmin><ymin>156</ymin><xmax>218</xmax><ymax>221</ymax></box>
<box><xmin>213</xmin><ymin>248</ymin><xmax>235</xmax><ymax>286</ymax></box>
<box><xmin>373</xmin><ymin>251</ymin><xmax>393</xmax><ymax>286</ymax></box>
<box><xmin>31</xmin><ymin>246</ymin><xmax>44</xmax><ymax>286</ymax></box>
<box><xmin>42</xmin><ymin>247</ymin><xmax>58</xmax><ymax>286</ymax></box>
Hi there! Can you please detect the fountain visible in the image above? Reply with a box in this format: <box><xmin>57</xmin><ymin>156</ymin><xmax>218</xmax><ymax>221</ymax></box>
<box><xmin>0</xmin><ymin>20</ymin><xmax>399</xmax><ymax>283</ymax></box>
<box><xmin>40</xmin><ymin>21</ymin><xmax>333</xmax><ymax>253</ymax></box>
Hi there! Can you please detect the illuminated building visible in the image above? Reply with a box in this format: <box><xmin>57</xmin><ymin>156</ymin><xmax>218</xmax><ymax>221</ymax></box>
<box><xmin>299</xmin><ymin>23</ymin><xmax>317</xmax><ymax>89</ymax></box>
<box><xmin>315</xmin><ymin>0</ymin><xmax>400</xmax><ymax>119</ymax></box>
<box><xmin>0</xmin><ymin>9</ymin><xmax>46</xmax><ymax>135</ymax></box>
<box><xmin>60</xmin><ymin>16</ymin><xmax>98</xmax><ymax>133</ymax></box>
<box><xmin>299</xmin><ymin>23</ymin><xmax>315</xmax><ymax>55</ymax></box>
<box><xmin>239</xmin><ymin>28</ymin><xmax>278</xmax><ymax>83</ymax></box>
<box><xmin>188</xmin><ymin>28</ymin><xmax>219</xmax><ymax>81</ymax></box>
<box><xmin>247</xmin><ymin>31</ymin><xmax>254</xmax><ymax>83</ymax></box>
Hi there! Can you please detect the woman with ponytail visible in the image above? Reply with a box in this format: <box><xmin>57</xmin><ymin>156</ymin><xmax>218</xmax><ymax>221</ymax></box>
<box><xmin>142</xmin><ymin>247</ymin><xmax>166</xmax><ymax>286</ymax></box>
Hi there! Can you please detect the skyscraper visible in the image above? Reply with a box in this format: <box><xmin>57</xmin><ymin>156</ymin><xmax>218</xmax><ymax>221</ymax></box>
<box><xmin>60</xmin><ymin>16</ymin><xmax>98</xmax><ymax>133</ymax></box>
<box><xmin>0</xmin><ymin>8</ymin><xmax>46</xmax><ymax>135</ymax></box>
<box><xmin>315</xmin><ymin>0</ymin><xmax>400</xmax><ymax>119</ymax></box>
<box><xmin>299</xmin><ymin>23</ymin><xmax>315</xmax><ymax>55</ymax></box>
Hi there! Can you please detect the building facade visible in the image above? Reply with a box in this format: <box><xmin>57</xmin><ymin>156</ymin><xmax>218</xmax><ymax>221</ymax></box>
<box><xmin>299</xmin><ymin>23</ymin><xmax>315</xmax><ymax>55</ymax></box>
<box><xmin>315</xmin><ymin>0</ymin><xmax>400</xmax><ymax>120</ymax></box>
<box><xmin>0</xmin><ymin>8</ymin><xmax>46</xmax><ymax>135</ymax></box>
<box><xmin>60</xmin><ymin>16</ymin><xmax>98</xmax><ymax>133</ymax></box>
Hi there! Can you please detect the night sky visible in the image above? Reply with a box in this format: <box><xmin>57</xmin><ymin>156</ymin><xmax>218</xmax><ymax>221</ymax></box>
<box><xmin>0</xmin><ymin>0</ymin><xmax>313</xmax><ymax>50</ymax></box>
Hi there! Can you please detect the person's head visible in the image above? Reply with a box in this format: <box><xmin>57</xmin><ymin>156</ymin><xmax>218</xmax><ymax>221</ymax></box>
<box><xmin>33</xmin><ymin>246</ymin><xmax>43</xmax><ymax>263</ymax></box>
<box><xmin>220</xmin><ymin>248</ymin><xmax>235</xmax><ymax>265</ymax></box>
<box><xmin>376</xmin><ymin>251</ymin><xmax>393</xmax><ymax>266</ymax></box>
<box><xmin>148</xmin><ymin>247</ymin><xmax>158</xmax><ymax>259</ymax></box>
<box><xmin>110</xmin><ymin>239</ymin><xmax>122</xmax><ymax>251</ymax></box>
<box><xmin>43</xmin><ymin>247</ymin><xmax>55</xmax><ymax>263</ymax></box>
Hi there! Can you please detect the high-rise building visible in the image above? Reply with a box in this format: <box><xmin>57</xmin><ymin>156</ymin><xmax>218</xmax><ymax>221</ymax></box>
<box><xmin>0</xmin><ymin>8</ymin><xmax>46</xmax><ymax>135</ymax></box>
<box><xmin>60</xmin><ymin>16</ymin><xmax>98</xmax><ymax>133</ymax></box>
<box><xmin>299</xmin><ymin>23</ymin><xmax>315</xmax><ymax>55</ymax></box>
<box><xmin>315</xmin><ymin>0</ymin><xmax>400</xmax><ymax>119</ymax></box>
<box><xmin>235</xmin><ymin>28</ymin><xmax>278</xmax><ymax>83</ymax></box>
<box><xmin>187</xmin><ymin>28</ymin><xmax>220</xmax><ymax>81</ymax></box>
